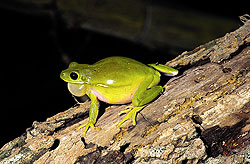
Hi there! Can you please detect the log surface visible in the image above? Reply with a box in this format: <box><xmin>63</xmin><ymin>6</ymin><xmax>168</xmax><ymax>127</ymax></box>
<box><xmin>0</xmin><ymin>18</ymin><xmax>249</xmax><ymax>164</ymax></box>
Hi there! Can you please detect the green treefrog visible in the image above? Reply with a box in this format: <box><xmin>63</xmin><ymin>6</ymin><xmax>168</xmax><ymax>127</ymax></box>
<box><xmin>60</xmin><ymin>56</ymin><xmax>178</xmax><ymax>136</ymax></box>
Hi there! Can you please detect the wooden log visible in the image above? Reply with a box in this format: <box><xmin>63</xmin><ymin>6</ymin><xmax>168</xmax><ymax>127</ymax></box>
<box><xmin>0</xmin><ymin>16</ymin><xmax>249</xmax><ymax>164</ymax></box>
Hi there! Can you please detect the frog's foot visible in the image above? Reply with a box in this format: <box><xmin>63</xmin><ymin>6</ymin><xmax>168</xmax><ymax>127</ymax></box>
<box><xmin>77</xmin><ymin>121</ymin><xmax>101</xmax><ymax>137</ymax></box>
<box><xmin>117</xmin><ymin>106</ymin><xmax>144</xmax><ymax>127</ymax></box>
<box><xmin>118</xmin><ymin>105</ymin><xmax>133</xmax><ymax>115</ymax></box>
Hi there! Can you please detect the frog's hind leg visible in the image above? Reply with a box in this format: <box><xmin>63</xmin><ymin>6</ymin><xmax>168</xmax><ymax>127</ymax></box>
<box><xmin>132</xmin><ymin>86</ymin><xmax>163</xmax><ymax>107</ymax></box>
<box><xmin>148</xmin><ymin>63</ymin><xmax>178</xmax><ymax>76</ymax></box>
<box><xmin>117</xmin><ymin>75</ymin><xmax>163</xmax><ymax>127</ymax></box>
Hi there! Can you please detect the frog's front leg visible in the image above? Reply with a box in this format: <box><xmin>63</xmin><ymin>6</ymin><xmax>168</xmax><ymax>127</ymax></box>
<box><xmin>77</xmin><ymin>91</ymin><xmax>101</xmax><ymax>137</ymax></box>
<box><xmin>117</xmin><ymin>77</ymin><xmax>163</xmax><ymax>127</ymax></box>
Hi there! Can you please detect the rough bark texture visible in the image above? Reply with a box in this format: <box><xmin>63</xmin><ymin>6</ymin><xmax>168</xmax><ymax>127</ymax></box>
<box><xmin>1</xmin><ymin>18</ymin><xmax>249</xmax><ymax>164</ymax></box>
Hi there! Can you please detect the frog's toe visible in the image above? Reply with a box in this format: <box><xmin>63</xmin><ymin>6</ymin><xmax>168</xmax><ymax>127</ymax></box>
<box><xmin>76</xmin><ymin>122</ymin><xmax>88</xmax><ymax>131</ymax></box>
<box><xmin>118</xmin><ymin>106</ymin><xmax>133</xmax><ymax>115</ymax></box>
<box><xmin>132</xmin><ymin>111</ymin><xmax>137</xmax><ymax>126</ymax></box>
<box><xmin>117</xmin><ymin>106</ymin><xmax>144</xmax><ymax>127</ymax></box>
<box><xmin>117</xmin><ymin>117</ymin><xmax>127</xmax><ymax>127</ymax></box>
<box><xmin>82</xmin><ymin>124</ymin><xmax>90</xmax><ymax>137</ymax></box>
<box><xmin>77</xmin><ymin>121</ymin><xmax>101</xmax><ymax>137</ymax></box>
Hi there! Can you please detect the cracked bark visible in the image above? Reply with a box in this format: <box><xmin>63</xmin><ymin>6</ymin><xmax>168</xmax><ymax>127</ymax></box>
<box><xmin>0</xmin><ymin>17</ymin><xmax>249</xmax><ymax>164</ymax></box>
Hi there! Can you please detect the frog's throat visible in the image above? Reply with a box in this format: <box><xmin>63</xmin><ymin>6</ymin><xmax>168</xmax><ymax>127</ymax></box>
<box><xmin>67</xmin><ymin>83</ymin><xmax>87</xmax><ymax>97</ymax></box>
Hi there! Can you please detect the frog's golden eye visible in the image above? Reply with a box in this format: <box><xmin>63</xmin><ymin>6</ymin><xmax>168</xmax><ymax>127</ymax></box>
<box><xmin>70</xmin><ymin>72</ymin><xmax>78</xmax><ymax>80</ymax></box>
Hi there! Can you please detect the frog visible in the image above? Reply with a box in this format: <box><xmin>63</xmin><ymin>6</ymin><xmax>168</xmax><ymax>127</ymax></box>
<box><xmin>60</xmin><ymin>56</ymin><xmax>178</xmax><ymax>136</ymax></box>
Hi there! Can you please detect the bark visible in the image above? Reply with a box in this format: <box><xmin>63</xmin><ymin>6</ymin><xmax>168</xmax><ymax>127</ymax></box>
<box><xmin>0</xmin><ymin>16</ymin><xmax>249</xmax><ymax>164</ymax></box>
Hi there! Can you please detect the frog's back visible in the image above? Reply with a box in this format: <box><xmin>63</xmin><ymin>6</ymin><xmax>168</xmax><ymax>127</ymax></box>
<box><xmin>94</xmin><ymin>56</ymin><xmax>146</xmax><ymax>68</ymax></box>
<box><xmin>91</xmin><ymin>56</ymin><xmax>158</xmax><ymax>86</ymax></box>
<box><xmin>94</xmin><ymin>56</ymin><xmax>153</xmax><ymax>75</ymax></box>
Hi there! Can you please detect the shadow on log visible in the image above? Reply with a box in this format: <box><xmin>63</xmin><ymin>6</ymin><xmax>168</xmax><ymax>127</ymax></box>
<box><xmin>0</xmin><ymin>16</ymin><xmax>249</xmax><ymax>164</ymax></box>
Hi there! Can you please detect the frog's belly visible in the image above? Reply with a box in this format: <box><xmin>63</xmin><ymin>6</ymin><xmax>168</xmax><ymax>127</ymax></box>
<box><xmin>91</xmin><ymin>86</ymin><xmax>137</xmax><ymax>104</ymax></box>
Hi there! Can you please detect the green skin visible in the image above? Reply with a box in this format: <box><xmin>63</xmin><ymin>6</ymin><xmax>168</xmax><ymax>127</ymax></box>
<box><xmin>60</xmin><ymin>56</ymin><xmax>178</xmax><ymax>136</ymax></box>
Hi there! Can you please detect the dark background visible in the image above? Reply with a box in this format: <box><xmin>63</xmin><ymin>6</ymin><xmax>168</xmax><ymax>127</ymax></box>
<box><xmin>0</xmin><ymin>1</ymin><xmax>248</xmax><ymax>147</ymax></box>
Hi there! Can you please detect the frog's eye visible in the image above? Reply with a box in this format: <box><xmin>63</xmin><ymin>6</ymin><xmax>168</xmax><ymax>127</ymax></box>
<box><xmin>70</xmin><ymin>72</ymin><xmax>78</xmax><ymax>80</ymax></box>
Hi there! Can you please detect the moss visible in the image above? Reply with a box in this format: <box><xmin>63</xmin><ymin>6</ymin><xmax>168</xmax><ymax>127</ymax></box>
<box><xmin>0</xmin><ymin>136</ymin><xmax>26</xmax><ymax>160</ymax></box>
<box><xmin>0</xmin><ymin>150</ymin><xmax>12</xmax><ymax>160</ymax></box>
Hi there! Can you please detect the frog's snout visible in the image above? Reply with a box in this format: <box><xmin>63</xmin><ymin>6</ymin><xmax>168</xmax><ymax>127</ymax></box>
<box><xmin>60</xmin><ymin>70</ymin><xmax>67</xmax><ymax>80</ymax></box>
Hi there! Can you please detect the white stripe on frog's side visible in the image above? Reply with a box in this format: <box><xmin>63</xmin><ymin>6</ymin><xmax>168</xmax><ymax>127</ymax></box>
<box><xmin>96</xmin><ymin>84</ymin><xmax>108</xmax><ymax>87</ymax></box>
